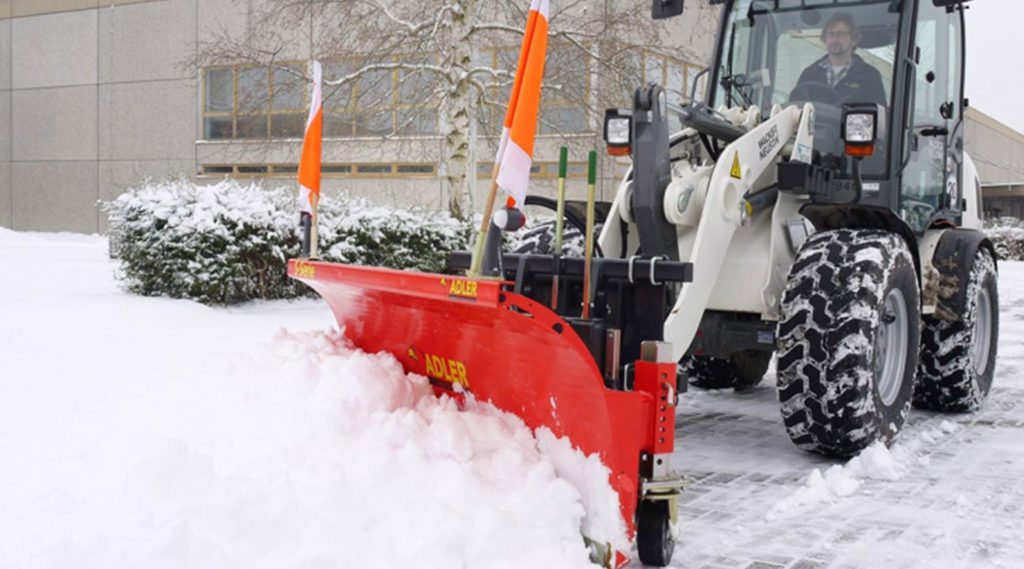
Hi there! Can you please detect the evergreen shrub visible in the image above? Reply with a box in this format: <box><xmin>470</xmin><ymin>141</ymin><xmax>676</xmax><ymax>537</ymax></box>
<box><xmin>104</xmin><ymin>179</ymin><xmax>472</xmax><ymax>305</ymax></box>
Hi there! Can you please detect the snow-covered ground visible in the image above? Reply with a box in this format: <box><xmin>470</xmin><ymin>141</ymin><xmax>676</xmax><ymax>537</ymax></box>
<box><xmin>2</xmin><ymin>229</ymin><xmax>1022</xmax><ymax>569</ymax></box>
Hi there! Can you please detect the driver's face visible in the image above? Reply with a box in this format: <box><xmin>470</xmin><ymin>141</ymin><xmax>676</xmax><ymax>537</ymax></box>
<box><xmin>825</xmin><ymin>22</ymin><xmax>856</xmax><ymax>59</ymax></box>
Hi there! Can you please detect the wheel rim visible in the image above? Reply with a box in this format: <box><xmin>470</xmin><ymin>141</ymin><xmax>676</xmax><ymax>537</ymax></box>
<box><xmin>874</xmin><ymin>287</ymin><xmax>909</xmax><ymax>407</ymax></box>
<box><xmin>973</xmin><ymin>286</ymin><xmax>993</xmax><ymax>376</ymax></box>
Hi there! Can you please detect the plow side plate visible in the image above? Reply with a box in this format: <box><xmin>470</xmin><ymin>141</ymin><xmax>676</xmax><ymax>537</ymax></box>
<box><xmin>289</xmin><ymin>259</ymin><xmax>654</xmax><ymax>538</ymax></box>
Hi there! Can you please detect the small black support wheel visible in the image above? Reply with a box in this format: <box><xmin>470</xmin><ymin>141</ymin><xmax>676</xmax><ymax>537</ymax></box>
<box><xmin>682</xmin><ymin>355</ymin><xmax>732</xmax><ymax>389</ymax></box>
<box><xmin>777</xmin><ymin>229</ymin><xmax>920</xmax><ymax>458</ymax></box>
<box><xmin>915</xmin><ymin>248</ymin><xmax>999</xmax><ymax>412</ymax></box>
<box><xmin>636</xmin><ymin>499</ymin><xmax>674</xmax><ymax>567</ymax></box>
<box><xmin>683</xmin><ymin>351</ymin><xmax>769</xmax><ymax>392</ymax></box>
<box><xmin>728</xmin><ymin>351</ymin><xmax>771</xmax><ymax>392</ymax></box>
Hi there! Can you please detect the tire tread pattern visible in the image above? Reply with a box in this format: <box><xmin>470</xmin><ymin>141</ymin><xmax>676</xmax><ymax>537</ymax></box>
<box><xmin>915</xmin><ymin>249</ymin><xmax>998</xmax><ymax>412</ymax></box>
<box><xmin>777</xmin><ymin>229</ymin><xmax>918</xmax><ymax>458</ymax></box>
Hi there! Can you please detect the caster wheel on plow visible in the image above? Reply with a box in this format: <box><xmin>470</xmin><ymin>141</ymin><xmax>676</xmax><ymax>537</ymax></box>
<box><xmin>636</xmin><ymin>499</ymin><xmax>674</xmax><ymax>566</ymax></box>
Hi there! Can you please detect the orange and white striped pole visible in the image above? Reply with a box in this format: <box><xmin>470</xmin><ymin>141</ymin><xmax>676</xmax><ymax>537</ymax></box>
<box><xmin>298</xmin><ymin>59</ymin><xmax>323</xmax><ymax>258</ymax></box>
<box><xmin>468</xmin><ymin>0</ymin><xmax>549</xmax><ymax>276</ymax></box>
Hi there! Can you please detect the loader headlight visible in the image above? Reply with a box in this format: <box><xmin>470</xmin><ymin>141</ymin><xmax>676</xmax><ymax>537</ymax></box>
<box><xmin>841</xmin><ymin>103</ymin><xmax>881</xmax><ymax>158</ymax></box>
<box><xmin>844</xmin><ymin>113</ymin><xmax>875</xmax><ymax>143</ymax></box>
<box><xmin>604</xmin><ymin>108</ymin><xmax>632</xmax><ymax>157</ymax></box>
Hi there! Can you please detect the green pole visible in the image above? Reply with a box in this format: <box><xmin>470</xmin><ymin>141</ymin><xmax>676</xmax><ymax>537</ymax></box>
<box><xmin>554</xmin><ymin>146</ymin><xmax>568</xmax><ymax>253</ymax></box>
<box><xmin>582</xmin><ymin>150</ymin><xmax>597</xmax><ymax>319</ymax></box>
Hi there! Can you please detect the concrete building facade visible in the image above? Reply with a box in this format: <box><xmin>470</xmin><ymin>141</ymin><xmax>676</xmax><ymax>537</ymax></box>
<box><xmin>964</xmin><ymin>107</ymin><xmax>1024</xmax><ymax>218</ymax></box>
<box><xmin>1</xmin><ymin>0</ymin><xmax>198</xmax><ymax>233</ymax></box>
<box><xmin>1</xmin><ymin>0</ymin><xmax>1023</xmax><ymax>233</ymax></box>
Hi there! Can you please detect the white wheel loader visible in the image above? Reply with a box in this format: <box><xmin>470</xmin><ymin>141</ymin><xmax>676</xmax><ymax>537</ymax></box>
<box><xmin>598</xmin><ymin>0</ymin><xmax>998</xmax><ymax>460</ymax></box>
<box><xmin>291</xmin><ymin>0</ymin><xmax>998</xmax><ymax>565</ymax></box>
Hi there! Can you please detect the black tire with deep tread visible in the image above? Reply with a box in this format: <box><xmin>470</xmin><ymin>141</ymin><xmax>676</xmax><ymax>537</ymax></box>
<box><xmin>636</xmin><ymin>499</ymin><xmax>674</xmax><ymax>567</ymax></box>
<box><xmin>682</xmin><ymin>355</ymin><xmax>733</xmax><ymax>389</ymax></box>
<box><xmin>683</xmin><ymin>351</ymin><xmax>770</xmax><ymax>392</ymax></box>
<box><xmin>914</xmin><ymin>249</ymin><xmax>999</xmax><ymax>412</ymax></box>
<box><xmin>776</xmin><ymin>229</ymin><xmax>920</xmax><ymax>458</ymax></box>
<box><xmin>510</xmin><ymin>195</ymin><xmax>601</xmax><ymax>256</ymax></box>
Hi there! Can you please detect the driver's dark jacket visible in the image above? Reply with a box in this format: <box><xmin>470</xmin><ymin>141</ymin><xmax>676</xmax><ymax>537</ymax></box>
<box><xmin>796</xmin><ymin>54</ymin><xmax>888</xmax><ymax>106</ymax></box>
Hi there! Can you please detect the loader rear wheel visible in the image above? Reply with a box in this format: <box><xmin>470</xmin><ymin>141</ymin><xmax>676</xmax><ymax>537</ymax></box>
<box><xmin>636</xmin><ymin>499</ymin><xmax>674</xmax><ymax>567</ymax></box>
<box><xmin>684</xmin><ymin>351</ymin><xmax>769</xmax><ymax>392</ymax></box>
<box><xmin>777</xmin><ymin>229</ymin><xmax>920</xmax><ymax>458</ymax></box>
<box><xmin>914</xmin><ymin>249</ymin><xmax>999</xmax><ymax>412</ymax></box>
<box><xmin>511</xmin><ymin>195</ymin><xmax>602</xmax><ymax>256</ymax></box>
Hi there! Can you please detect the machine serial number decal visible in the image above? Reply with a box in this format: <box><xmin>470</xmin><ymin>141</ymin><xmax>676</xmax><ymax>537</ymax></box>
<box><xmin>294</xmin><ymin>262</ymin><xmax>315</xmax><ymax>278</ymax></box>
<box><xmin>448</xmin><ymin>279</ymin><xmax>479</xmax><ymax>299</ymax></box>
<box><xmin>424</xmin><ymin>353</ymin><xmax>470</xmax><ymax>388</ymax></box>
<box><xmin>758</xmin><ymin>125</ymin><xmax>780</xmax><ymax>160</ymax></box>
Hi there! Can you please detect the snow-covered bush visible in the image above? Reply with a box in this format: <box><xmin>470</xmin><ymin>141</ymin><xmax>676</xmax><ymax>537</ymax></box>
<box><xmin>985</xmin><ymin>217</ymin><xmax>1024</xmax><ymax>261</ymax></box>
<box><xmin>320</xmin><ymin>200</ymin><xmax>472</xmax><ymax>273</ymax></box>
<box><xmin>104</xmin><ymin>178</ymin><xmax>472</xmax><ymax>305</ymax></box>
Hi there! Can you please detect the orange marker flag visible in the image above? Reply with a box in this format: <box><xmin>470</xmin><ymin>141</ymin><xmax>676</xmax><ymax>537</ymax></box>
<box><xmin>495</xmin><ymin>0</ymin><xmax>549</xmax><ymax>209</ymax></box>
<box><xmin>298</xmin><ymin>60</ymin><xmax>323</xmax><ymax>216</ymax></box>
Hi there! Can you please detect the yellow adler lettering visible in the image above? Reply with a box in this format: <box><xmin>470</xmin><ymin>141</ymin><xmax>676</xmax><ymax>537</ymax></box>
<box><xmin>294</xmin><ymin>262</ymin><xmax>315</xmax><ymax>279</ymax></box>
<box><xmin>423</xmin><ymin>353</ymin><xmax>470</xmax><ymax>388</ymax></box>
<box><xmin>448</xmin><ymin>279</ymin><xmax>478</xmax><ymax>299</ymax></box>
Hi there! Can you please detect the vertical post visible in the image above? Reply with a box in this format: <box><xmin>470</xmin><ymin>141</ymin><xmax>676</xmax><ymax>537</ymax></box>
<box><xmin>310</xmin><ymin>195</ymin><xmax>320</xmax><ymax>259</ymax></box>
<box><xmin>467</xmin><ymin>166</ymin><xmax>502</xmax><ymax>277</ymax></box>
<box><xmin>551</xmin><ymin>146</ymin><xmax>568</xmax><ymax>310</ymax></box>
<box><xmin>582</xmin><ymin>150</ymin><xmax>597</xmax><ymax>319</ymax></box>
<box><xmin>554</xmin><ymin>146</ymin><xmax>568</xmax><ymax>251</ymax></box>
<box><xmin>300</xmin><ymin>212</ymin><xmax>312</xmax><ymax>258</ymax></box>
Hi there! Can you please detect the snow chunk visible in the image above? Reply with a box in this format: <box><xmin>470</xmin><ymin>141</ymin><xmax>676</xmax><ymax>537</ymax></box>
<box><xmin>768</xmin><ymin>421</ymin><xmax>961</xmax><ymax>520</ymax></box>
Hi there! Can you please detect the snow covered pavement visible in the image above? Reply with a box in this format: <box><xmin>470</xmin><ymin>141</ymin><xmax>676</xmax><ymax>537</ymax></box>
<box><xmin>657</xmin><ymin>265</ymin><xmax>1024</xmax><ymax>568</ymax></box>
<box><xmin>1</xmin><ymin>229</ymin><xmax>1022</xmax><ymax>569</ymax></box>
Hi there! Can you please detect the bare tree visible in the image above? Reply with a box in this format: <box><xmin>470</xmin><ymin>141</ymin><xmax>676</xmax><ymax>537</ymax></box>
<box><xmin>194</xmin><ymin>0</ymin><xmax>718</xmax><ymax>219</ymax></box>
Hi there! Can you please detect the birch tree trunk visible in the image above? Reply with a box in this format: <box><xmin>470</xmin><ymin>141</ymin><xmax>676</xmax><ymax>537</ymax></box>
<box><xmin>440</xmin><ymin>0</ymin><xmax>476</xmax><ymax>221</ymax></box>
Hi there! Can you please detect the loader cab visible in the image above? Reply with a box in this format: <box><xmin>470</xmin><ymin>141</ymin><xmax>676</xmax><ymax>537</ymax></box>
<box><xmin>704</xmin><ymin>0</ymin><xmax>969</xmax><ymax>233</ymax></box>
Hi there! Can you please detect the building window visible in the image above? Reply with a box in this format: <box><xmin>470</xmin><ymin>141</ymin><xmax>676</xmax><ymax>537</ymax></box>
<box><xmin>476</xmin><ymin>161</ymin><xmax>586</xmax><ymax>179</ymax></box>
<box><xmin>617</xmin><ymin>50</ymin><xmax>703</xmax><ymax>103</ymax></box>
<box><xmin>615</xmin><ymin>50</ymin><xmax>704</xmax><ymax>132</ymax></box>
<box><xmin>202</xmin><ymin>63</ymin><xmax>307</xmax><ymax>140</ymax></box>
<box><xmin>203</xmin><ymin>57</ymin><xmax>439</xmax><ymax>140</ymax></box>
<box><xmin>540</xmin><ymin>45</ymin><xmax>590</xmax><ymax>134</ymax></box>
<box><xmin>476</xmin><ymin>43</ymin><xmax>591</xmax><ymax>135</ymax></box>
<box><xmin>320</xmin><ymin>55</ymin><xmax>440</xmax><ymax>138</ymax></box>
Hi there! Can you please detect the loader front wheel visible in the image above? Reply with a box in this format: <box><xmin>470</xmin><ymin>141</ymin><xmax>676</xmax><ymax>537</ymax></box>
<box><xmin>914</xmin><ymin>249</ymin><xmax>999</xmax><ymax>412</ymax></box>
<box><xmin>636</xmin><ymin>499</ymin><xmax>674</xmax><ymax>567</ymax></box>
<box><xmin>777</xmin><ymin>229</ymin><xmax>920</xmax><ymax>458</ymax></box>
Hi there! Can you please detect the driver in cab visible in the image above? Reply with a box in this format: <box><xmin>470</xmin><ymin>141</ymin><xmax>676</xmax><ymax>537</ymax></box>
<box><xmin>795</xmin><ymin>12</ymin><xmax>888</xmax><ymax>106</ymax></box>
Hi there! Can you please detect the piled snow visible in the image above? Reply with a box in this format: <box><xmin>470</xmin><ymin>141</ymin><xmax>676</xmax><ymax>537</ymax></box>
<box><xmin>768</xmin><ymin>420</ymin><xmax>960</xmax><ymax>519</ymax></box>
<box><xmin>0</xmin><ymin>229</ymin><xmax>622</xmax><ymax>569</ymax></box>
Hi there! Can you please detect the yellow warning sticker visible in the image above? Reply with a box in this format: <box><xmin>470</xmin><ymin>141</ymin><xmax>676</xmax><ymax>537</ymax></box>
<box><xmin>730</xmin><ymin>152</ymin><xmax>742</xmax><ymax>179</ymax></box>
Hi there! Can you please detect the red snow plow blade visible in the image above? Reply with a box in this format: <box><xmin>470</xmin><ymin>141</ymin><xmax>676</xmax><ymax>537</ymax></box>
<box><xmin>288</xmin><ymin>259</ymin><xmax>678</xmax><ymax>566</ymax></box>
